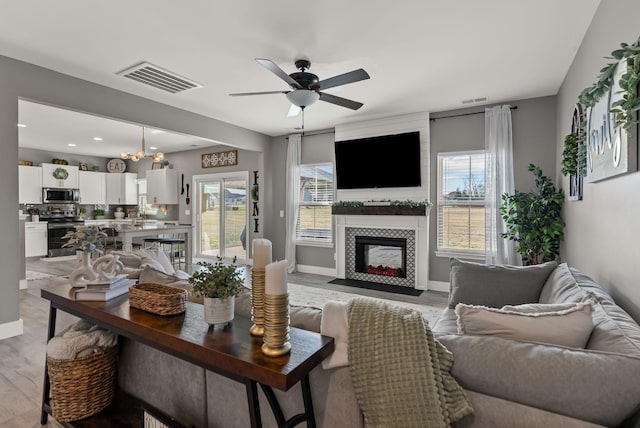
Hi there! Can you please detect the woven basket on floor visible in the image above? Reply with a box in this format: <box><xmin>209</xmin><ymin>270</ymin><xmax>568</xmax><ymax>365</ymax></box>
<box><xmin>129</xmin><ymin>282</ymin><xmax>188</xmax><ymax>315</ymax></box>
<box><xmin>47</xmin><ymin>345</ymin><xmax>117</xmax><ymax>422</ymax></box>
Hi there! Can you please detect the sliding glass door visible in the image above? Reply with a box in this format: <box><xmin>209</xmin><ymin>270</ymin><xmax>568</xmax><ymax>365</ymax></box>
<box><xmin>193</xmin><ymin>171</ymin><xmax>248</xmax><ymax>263</ymax></box>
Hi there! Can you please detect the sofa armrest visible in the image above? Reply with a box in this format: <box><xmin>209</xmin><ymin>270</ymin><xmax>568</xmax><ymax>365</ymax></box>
<box><xmin>438</xmin><ymin>334</ymin><xmax>640</xmax><ymax>427</ymax></box>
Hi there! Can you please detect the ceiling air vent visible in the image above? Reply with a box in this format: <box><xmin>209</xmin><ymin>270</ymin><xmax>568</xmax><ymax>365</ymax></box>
<box><xmin>461</xmin><ymin>97</ymin><xmax>488</xmax><ymax>105</ymax></box>
<box><xmin>117</xmin><ymin>61</ymin><xmax>202</xmax><ymax>94</ymax></box>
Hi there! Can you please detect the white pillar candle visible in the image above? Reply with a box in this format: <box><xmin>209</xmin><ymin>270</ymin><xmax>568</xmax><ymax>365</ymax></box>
<box><xmin>253</xmin><ymin>239</ymin><xmax>272</xmax><ymax>269</ymax></box>
<box><xmin>265</xmin><ymin>260</ymin><xmax>288</xmax><ymax>295</ymax></box>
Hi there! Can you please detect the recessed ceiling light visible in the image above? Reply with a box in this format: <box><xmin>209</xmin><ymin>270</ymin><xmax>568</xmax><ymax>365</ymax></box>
<box><xmin>17</xmin><ymin>123</ymin><xmax>26</xmax><ymax>128</ymax></box>
<box><xmin>93</xmin><ymin>137</ymin><xmax>103</xmax><ymax>141</ymax></box>
<box><xmin>68</xmin><ymin>143</ymin><xmax>77</xmax><ymax>147</ymax></box>
<box><xmin>149</xmin><ymin>146</ymin><xmax>158</xmax><ymax>150</ymax></box>
<box><xmin>151</xmin><ymin>130</ymin><xmax>164</xmax><ymax>135</ymax></box>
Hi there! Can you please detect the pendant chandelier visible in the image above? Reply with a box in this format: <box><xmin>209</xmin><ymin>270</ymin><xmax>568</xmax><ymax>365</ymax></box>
<box><xmin>120</xmin><ymin>126</ymin><xmax>164</xmax><ymax>162</ymax></box>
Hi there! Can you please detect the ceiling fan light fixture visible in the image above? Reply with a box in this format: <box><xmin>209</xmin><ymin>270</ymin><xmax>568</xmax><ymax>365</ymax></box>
<box><xmin>286</xmin><ymin>89</ymin><xmax>320</xmax><ymax>108</ymax></box>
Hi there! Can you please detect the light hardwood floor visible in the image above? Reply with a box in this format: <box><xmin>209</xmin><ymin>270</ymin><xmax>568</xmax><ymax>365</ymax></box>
<box><xmin>0</xmin><ymin>258</ymin><xmax>447</xmax><ymax>427</ymax></box>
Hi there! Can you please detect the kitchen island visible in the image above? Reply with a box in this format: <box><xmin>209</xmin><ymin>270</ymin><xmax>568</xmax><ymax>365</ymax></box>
<box><xmin>115</xmin><ymin>223</ymin><xmax>193</xmax><ymax>271</ymax></box>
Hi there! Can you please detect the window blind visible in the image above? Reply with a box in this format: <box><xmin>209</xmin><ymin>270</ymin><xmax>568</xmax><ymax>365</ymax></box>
<box><xmin>296</xmin><ymin>163</ymin><xmax>334</xmax><ymax>242</ymax></box>
<box><xmin>437</xmin><ymin>151</ymin><xmax>486</xmax><ymax>253</ymax></box>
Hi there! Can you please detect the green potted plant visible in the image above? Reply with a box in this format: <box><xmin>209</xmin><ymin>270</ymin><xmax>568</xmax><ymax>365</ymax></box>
<box><xmin>500</xmin><ymin>164</ymin><xmax>565</xmax><ymax>265</ymax></box>
<box><xmin>189</xmin><ymin>256</ymin><xmax>244</xmax><ymax>325</ymax></box>
<box><xmin>92</xmin><ymin>208</ymin><xmax>106</xmax><ymax>219</ymax></box>
<box><xmin>77</xmin><ymin>207</ymin><xmax>87</xmax><ymax>220</ymax></box>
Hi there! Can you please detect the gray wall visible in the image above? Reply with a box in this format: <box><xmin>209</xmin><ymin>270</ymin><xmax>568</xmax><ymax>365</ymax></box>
<box><xmin>428</xmin><ymin>96</ymin><xmax>557</xmax><ymax>282</ymax></box>
<box><xmin>0</xmin><ymin>54</ymin><xmax>269</xmax><ymax>332</ymax></box>
<box><xmin>265</xmin><ymin>131</ymin><xmax>336</xmax><ymax>268</ymax></box>
<box><xmin>19</xmin><ymin>147</ymin><xmax>110</xmax><ymax>172</ymax></box>
<box><xmin>556</xmin><ymin>0</ymin><xmax>640</xmax><ymax>321</ymax></box>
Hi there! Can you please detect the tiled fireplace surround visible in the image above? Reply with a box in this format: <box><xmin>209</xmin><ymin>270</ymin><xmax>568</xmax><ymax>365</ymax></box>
<box><xmin>334</xmin><ymin>213</ymin><xmax>429</xmax><ymax>291</ymax></box>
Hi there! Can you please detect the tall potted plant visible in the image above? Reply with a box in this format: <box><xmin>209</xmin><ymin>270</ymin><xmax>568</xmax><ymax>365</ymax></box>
<box><xmin>189</xmin><ymin>257</ymin><xmax>244</xmax><ymax>325</ymax></box>
<box><xmin>500</xmin><ymin>164</ymin><xmax>565</xmax><ymax>265</ymax></box>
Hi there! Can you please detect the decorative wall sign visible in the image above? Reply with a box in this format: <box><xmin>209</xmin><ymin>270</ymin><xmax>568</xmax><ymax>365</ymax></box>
<box><xmin>252</xmin><ymin>170</ymin><xmax>259</xmax><ymax>233</ymax></box>
<box><xmin>568</xmin><ymin>103</ymin><xmax>584</xmax><ymax>201</ymax></box>
<box><xmin>584</xmin><ymin>61</ymin><xmax>638</xmax><ymax>182</ymax></box>
<box><xmin>201</xmin><ymin>150</ymin><xmax>238</xmax><ymax>168</ymax></box>
<box><xmin>107</xmin><ymin>158</ymin><xmax>126</xmax><ymax>173</ymax></box>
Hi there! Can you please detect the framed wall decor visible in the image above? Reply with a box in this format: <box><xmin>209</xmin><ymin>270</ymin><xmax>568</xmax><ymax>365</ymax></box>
<box><xmin>78</xmin><ymin>162</ymin><xmax>88</xmax><ymax>171</ymax></box>
<box><xmin>152</xmin><ymin>162</ymin><xmax>164</xmax><ymax>170</ymax></box>
<box><xmin>201</xmin><ymin>149</ymin><xmax>238</xmax><ymax>168</ymax></box>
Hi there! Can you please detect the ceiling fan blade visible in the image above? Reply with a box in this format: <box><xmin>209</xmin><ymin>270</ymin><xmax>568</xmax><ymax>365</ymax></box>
<box><xmin>229</xmin><ymin>90</ymin><xmax>289</xmax><ymax>96</ymax></box>
<box><xmin>255</xmin><ymin>58</ymin><xmax>302</xmax><ymax>89</ymax></box>
<box><xmin>287</xmin><ymin>104</ymin><xmax>301</xmax><ymax>117</ymax></box>
<box><xmin>319</xmin><ymin>92</ymin><xmax>364</xmax><ymax>110</ymax></box>
<box><xmin>315</xmin><ymin>68</ymin><xmax>370</xmax><ymax>90</ymax></box>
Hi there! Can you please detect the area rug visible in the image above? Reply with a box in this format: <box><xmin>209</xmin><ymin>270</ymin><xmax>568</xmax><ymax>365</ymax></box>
<box><xmin>288</xmin><ymin>283</ymin><xmax>442</xmax><ymax>325</ymax></box>
<box><xmin>26</xmin><ymin>270</ymin><xmax>55</xmax><ymax>281</ymax></box>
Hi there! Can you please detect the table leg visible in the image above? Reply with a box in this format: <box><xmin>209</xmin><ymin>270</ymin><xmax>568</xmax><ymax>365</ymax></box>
<box><xmin>259</xmin><ymin>375</ymin><xmax>316</xmax><ymax>428</ymax></box>
<box><xmin>245</xmin><ymin>379</ymin><xmax>262</xmax><ymax>428</ymax></box>
<box><xmin>123</xmin><ymin>235</ymin><xmax>133</xmax><ymax>252</ymax></box>
<box><xmin>40</xmin><ymin>304</ymin><xmax>57</xmax><ymax>424</ymax></box>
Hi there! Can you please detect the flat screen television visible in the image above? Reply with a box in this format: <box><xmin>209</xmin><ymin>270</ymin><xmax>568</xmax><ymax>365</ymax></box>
<box><xmin>334</xmin><ymin>131</ymin><xmax>422</xmax><ymax>189</ymax></box>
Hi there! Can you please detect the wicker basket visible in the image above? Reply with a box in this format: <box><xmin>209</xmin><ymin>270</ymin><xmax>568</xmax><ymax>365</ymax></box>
<box><xmin>129</xmin><ymin>282</ymin><xmax>188</xmax><ymax>315</ymax></box>
<box><xmin>47</xmin><ymin>345</ymin><xmax>118</xmax><ymax>422</ymax></box>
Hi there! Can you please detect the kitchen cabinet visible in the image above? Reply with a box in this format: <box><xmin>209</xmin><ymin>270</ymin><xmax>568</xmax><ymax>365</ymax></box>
<box><xmin>79</xmin><ymin>171</ymin><xmax>106</xmax><ymax>204</ymax></box>
<box><xmin>25</xmin><ymin>222</ymin><xmax>47</xmax><ymax>258</ymax></box>
<box><xmin>41</xmin><ymin>163</ymin><xmax>79</xmax><ymax>189</ymax></box>
<box><xmin>106</xmin><ymin>172</ymin><xmax>138</xmax><ymax>205</ymax></box>
<box><xmin>19</xmin><ymin>165</ymin><xmax>43</xmax><ymax>204</ymax></box>
<box><xmin>146</xmin><ymin>168</ymin><xmax>178</xmax><ymax>204</ymax></box>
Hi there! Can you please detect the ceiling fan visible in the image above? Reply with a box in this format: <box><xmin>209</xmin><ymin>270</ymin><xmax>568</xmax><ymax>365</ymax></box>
<box><xmin>230</xmin><ymin>58</ymin><xmax>370</xmax><ymax>117</ymax></box>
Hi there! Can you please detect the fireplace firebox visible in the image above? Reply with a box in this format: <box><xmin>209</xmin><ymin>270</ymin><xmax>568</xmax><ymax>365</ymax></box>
<box><xmin>355</xmin><ymin>236</ymin><xmax>407</xmax><ymax>278</ymax></box>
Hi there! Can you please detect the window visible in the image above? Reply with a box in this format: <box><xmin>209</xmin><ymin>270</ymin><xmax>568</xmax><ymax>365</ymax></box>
<box><xmin>437</xmin><ymin>151</ymin><xmax>486</xmax><ymax>257</ymax></box>
<box><xmin>297</xmin><ymin>163</ymin><xmax>333</xmax><ymax>244</ymax></box>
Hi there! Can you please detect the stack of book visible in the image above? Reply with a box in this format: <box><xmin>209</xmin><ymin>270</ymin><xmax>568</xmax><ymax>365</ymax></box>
<box><xmin>74</xmin><ymin>275</ymin><xmax>136</xmax><ymax>301</ymax></box>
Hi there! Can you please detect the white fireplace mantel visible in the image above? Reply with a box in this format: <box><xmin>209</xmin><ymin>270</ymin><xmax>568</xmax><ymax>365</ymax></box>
<box><xmin>334</xmin><ymin>214</ymin><xmax>429</xmax><ymax>290</ymax></box>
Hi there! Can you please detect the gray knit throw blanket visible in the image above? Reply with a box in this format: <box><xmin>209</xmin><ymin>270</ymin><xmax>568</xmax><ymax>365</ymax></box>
<box><xmin>347</xmin><ymin>297</ymin><xmax>473</xmax><ymax>428</ymax></box>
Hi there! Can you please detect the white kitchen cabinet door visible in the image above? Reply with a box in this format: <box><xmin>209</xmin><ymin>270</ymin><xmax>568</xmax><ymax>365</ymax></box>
<box><xmin>25</xmin><ymin>222</ymin><xmax>47</xmax><ymax>257</ymax></box>
<box><xmin>41</xmin><ymin>163</ymin><xmax>79</xmax><ymax>188</ymax></box>
<box><xmin>19</xmin><ymin>165</ymin><xmax>43</xmax><ymax>204</ymax></box>
<box><xmin>106</xmin><ymin>172</ymin><xmax>138</xmax><ymax>205</ymax></box>
<box><xmin>146</xmin><ymin>168</ymin><xmax>178</xmax><ymax>204</ymax></box>
<box><xmin>79</xmin><ymin>171</ymin><xmax>106</xmax><ymax>204</ymax></box>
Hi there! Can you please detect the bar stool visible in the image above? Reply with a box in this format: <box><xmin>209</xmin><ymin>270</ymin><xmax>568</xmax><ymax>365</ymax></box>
<box><xmin>160</xmin><ymin>238</ymin><xmax>185</xmax><ymax>270</ymax></box>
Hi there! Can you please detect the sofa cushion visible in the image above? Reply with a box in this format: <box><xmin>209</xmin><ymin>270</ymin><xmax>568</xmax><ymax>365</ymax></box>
<box><xmin>455</xmin><ymin>301</ymin><xmax>594</xmax><ymax>348</ymax></box>
<box><xmin>587</xmin><ymin>295</ymin><xmax>640</xmax><ymax>356</ymax></box>
<box><xmin>432</xmin><ymin>308</ymin><xmax>459</xmax><ymax>336</ymax></box>
<box><xmin>448</xmin><ymin>258</ymin><xmax>557</xmax><ymax>309</ymax></box>
<box><xmin>438</xmin><ymin>334</ymin><xmax>640</xmax><ymax>427</ymax></box>
<box><xmin>538</xmin><ymin>263</ymin><xmax>592</xmax><ymax>304</ymax></box>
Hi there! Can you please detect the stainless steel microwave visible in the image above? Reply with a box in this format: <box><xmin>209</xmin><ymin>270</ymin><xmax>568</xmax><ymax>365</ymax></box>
<box><xmin>42</xmin><ymin>188</ymin><xmax>80</xmax><ymax>204</ymax></box>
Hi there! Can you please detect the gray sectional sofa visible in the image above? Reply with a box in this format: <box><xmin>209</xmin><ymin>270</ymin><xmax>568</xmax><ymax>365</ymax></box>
<box><xmin>115</xmin><ymin>259</ymin><xmax>640</xmax><ymax>427</ymax></box>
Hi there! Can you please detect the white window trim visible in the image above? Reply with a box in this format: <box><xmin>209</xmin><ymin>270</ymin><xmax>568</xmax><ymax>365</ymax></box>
<box><xmin>437</xmin><ymin>150</ymin><xmax>486</xmax><ymax>257</ymax></box>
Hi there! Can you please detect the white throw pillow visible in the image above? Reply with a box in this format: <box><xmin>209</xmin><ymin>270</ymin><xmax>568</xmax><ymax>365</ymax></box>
<box><xmin>500</xmin><ymin>302</ymin><xmax>580</xmax><ymax>313</ymax></box>
<box><xmin>135</xmin><ymin>244</ymin><xmax>175</xmax><ymax>275</ymax></box>
<box><xmin>455</xmin><ymin>301</ymin><xmax>594</xmax><ymax>348</ymax></box>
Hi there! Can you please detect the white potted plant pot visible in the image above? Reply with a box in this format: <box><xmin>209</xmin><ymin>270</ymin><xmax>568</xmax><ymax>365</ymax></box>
<box><xmin>203</xmin><ymin>296</ymin><xmax>235</xmax><ymax>325</ymax></box>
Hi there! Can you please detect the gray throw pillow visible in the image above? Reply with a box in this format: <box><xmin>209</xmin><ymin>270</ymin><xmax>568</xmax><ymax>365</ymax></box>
<box><xmin>448</xmin><ymin>258</ymin><xmax>557</xmax><ymax>309</ymax></box>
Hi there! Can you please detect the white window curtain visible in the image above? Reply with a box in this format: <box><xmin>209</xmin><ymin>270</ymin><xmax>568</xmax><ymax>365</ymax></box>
<box><xmin>485</xmin><ymin>105</ymin><xmax>520</xmax><ymax>265</ymax></box>
<box><xmin>285</xmin><ymin>134</ymin><xmax>302</xmax><ymax>273</ymax></box>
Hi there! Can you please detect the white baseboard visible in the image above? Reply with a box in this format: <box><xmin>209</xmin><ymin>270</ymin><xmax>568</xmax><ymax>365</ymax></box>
<box><xmin>428</xmin><ymin>280</ymin><xmax>449</xmax><ymax>293</ymax></box>
<box><xmin>296</xmin><ymin>264</ymin><xmax>337</xmax><ymax>278</ymax></box>
<box><xmin>0</xmin><ymin>319</ymin><xmax>23</xmax><ymax>340</ymax></box>
<box><xmin>19</xmin><ymin>279</ymin><xmax>28</xmax><ymax>290</ymax></box>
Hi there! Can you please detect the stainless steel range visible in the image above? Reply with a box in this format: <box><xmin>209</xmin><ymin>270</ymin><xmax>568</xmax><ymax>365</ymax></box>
<box><xmin>40</xmin><ymin>204</ymin><xmax>84</xmax><ymax>257</ymax></box>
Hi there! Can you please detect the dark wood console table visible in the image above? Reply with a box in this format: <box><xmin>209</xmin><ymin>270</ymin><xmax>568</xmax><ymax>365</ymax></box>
<box><xmin>40</xmin><ymin>284</ymin><xmax>334</xmax><ymax>427</ymax></box>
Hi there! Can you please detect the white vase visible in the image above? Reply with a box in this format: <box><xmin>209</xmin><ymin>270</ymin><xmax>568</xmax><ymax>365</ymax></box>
<box><xmin>203</xmin><ymin>296</ymin><xmax>235</xmax><ymax>325</ymax></box>
<box><xmin>68</xmin><ymin>252</ymin><xmax>98</xmax><ymax>287</ymax></box>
